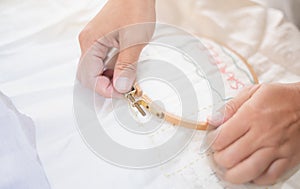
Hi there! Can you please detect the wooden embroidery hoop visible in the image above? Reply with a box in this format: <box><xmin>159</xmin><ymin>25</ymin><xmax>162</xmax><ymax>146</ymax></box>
<box><xmin>125</xmin><ymin>39</ymin><xmax>259</xmax><ymax>131</ymax></box>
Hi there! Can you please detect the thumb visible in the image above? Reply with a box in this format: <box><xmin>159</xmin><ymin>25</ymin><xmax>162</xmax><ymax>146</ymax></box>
<box><xmin>208</xmin><ymin>84</ymin><xmax>261</xmax><ymax>126</ymax></box>
<box><xmin>113</xmin><ymin>45</ymin><xmax>144</xmax><ymax>93</ymax></box>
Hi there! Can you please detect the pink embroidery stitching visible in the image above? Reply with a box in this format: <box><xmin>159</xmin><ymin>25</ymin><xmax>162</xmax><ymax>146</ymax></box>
<box><xmin>204</xmin><ymin>43</ymin><xmax>245</xmax><ymax>90</ymax></box>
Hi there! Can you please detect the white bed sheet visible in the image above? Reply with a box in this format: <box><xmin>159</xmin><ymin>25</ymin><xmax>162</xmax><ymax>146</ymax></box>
<box><xmin>0</xmin><ymin>0</ymin><xmax>300</xmax><ymax>188</ymax></box>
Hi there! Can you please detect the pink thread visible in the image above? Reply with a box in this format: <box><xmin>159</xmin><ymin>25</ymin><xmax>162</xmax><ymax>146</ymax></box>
<box><xmin>204</xmin><ymin>44</ymin><xmax>245</xmax><ymax>90</ymax></box>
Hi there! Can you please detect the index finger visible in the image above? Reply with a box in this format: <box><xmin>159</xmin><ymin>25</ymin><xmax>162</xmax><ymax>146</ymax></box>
<box><xmin>211</xmin><ymin>103</ymin><xmax>252</xmax><ymax>152</ymax></box>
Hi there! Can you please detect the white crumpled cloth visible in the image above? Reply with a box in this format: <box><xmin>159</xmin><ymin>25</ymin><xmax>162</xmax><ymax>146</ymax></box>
<box><xmin>0</xmin><ymin>92</ymin><xmax>50</xmax><ymax>189</ymax></box>
<box><xmin>0</xmin><ymin>0</ymin><xmax>299</xmax><ymax>188</ymax></box>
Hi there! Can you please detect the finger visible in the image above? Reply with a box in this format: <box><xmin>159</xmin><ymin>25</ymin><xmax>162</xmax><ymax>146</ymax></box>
<box><xmin>221</xmin><ymin>148</ymin><xmax>276</xmax><ymax>184</ymax></box>
<box><xmin>90</xmin><ymin>40</ymin><xmax>110</xmax><ymax>59</ymax></box>
<box><xmin>113</xmin><ymin>45</ymin><xmax>143</xmax><ymax>93</ymax></box>
<box><xmin>210</xmin><ymin>85</ymin><xmax>262</xmax><ymax>151</ymax></box>
<box><xmin>96</xmin><ymin>67</ymin><xmax>119</xmax><ymax>98</ymax></box>
<box><xmin>253</xmin><ymin>158</ymin><xmax>290</xmax><ymax>185</ymax></box>
<box><xmin>208</xmin><ymin>84</ymin><xmax>261</xmax><ymax>127</ymax></box>
<box><xmin>211</xmin><ymin>109</ymin><xmax>250</xmax><ymax>151</ymax></box>
<box><xmin>77</xmin><ymin>54</ymin><xmax>104</xmax><ymax>89</ymax></box>
<box><xmin>95</xmin><ymin>76</ymin><xmax>122</xmax><ymax>98</ymax></box>
<box><xmin>214</xmin><ymin>129</ymin><xmax>259</xmax><ymax>169</ymax></box>
<box><xmin>77</xmin><ymin>39</ymin><xmax>122</xmax><ymax>98</ymax></box>
<box><xmin>113</xmin><ymin>23</ymin><xmax>153</xmax><ymax>93</ymax></box>
<box><xmin>78</xmin><ymin>42</ymin><xmax>106</xmax><ymax>80</ymax></box>
<box><xmin>206</xmin><ymin>85</ymin><xmax>260</xmax><ymax>152</ymax></box>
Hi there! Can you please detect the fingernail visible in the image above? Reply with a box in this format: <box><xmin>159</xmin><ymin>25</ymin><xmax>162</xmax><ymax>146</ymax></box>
<box><xmin>115</xmin><ymin>77</ymin><xmax>131</xmax><ymax>93</ymax></box>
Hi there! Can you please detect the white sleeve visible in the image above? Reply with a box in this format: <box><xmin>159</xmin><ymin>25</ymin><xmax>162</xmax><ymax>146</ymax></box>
<box><xmin>255</xmin><ymin>0</ymin><xmax>300</xmax><ymax>28</ymax></box>
<box><xmin>0</xmin><ymin>92</ymin><xmax>51</xmax><ymax>189</ymax></box>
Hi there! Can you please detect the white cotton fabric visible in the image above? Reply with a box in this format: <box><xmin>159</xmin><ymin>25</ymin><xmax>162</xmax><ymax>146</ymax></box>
<box><xmin>254</xmin><ymin>0</ymin><xmax>300</xmax><ymax>28</ymax></box>
<box><xmin>0</xmin><ymin>0</ymin><xmax>299</xmax><ymax>189</ymax></box>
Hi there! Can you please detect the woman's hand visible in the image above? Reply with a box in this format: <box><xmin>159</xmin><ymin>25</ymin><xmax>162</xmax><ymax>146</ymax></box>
<box><xmin>209</xmin><ymin>83</ymin><xmax>300</xmax><ymax>185</ymax></box>
<box><xmin>77</xmin><ymin>0</ymin><xmax>156</xmax><ymax>97</ymax></box>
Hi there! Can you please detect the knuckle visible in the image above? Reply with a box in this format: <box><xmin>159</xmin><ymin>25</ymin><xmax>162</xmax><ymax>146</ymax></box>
<box><xmin>214</xmin><ymin>152</ymin><xmax>233</xmax><ymax>169</ymax></box>
<box><xmin>225</xmin><ymin>100</ymin><xmax>237</xmax><ymax>115</ymax></box>
<box><xmin>78</xmin><ymin>27</ymin><xmax>94</xmax><ymax>52</ymax></box>
<box><xmin>211</xmin><ymin>139</ymin><xmax>223</xmax><ymax>151</ymax></box>
<box><xmin>78</xmin><ymin>28</ymin><xmax>89</xmax><ymax>43</ymax></box>
<box><xmin>115</xmin><ymin>61</ymin><xmax>136</xmax><ymax>72</ymax></box>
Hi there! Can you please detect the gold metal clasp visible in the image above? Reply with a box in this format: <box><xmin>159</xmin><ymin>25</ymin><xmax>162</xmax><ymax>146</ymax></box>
<box><xmin>124</xmin><ymin>85</ymin><xmax>147</xmax><ymax>116</ymax></box>
<box><xmin>124</xmin><ymin>84</ymin><xmax>165</xmax><ymax>119</ymax></box>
